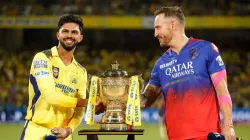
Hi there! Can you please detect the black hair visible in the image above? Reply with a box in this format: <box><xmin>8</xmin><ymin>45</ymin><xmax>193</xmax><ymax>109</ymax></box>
<box><xmin>58</xmin><ymin>14</ymin><xmax>84</xmax><ymax>35</ymax></box>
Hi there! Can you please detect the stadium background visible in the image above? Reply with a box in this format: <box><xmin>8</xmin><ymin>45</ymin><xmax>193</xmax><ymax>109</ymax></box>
<box><xmin>0</xmin><ymin>0</ymin><xmax>250</xmax><ymax>139</ymax></box>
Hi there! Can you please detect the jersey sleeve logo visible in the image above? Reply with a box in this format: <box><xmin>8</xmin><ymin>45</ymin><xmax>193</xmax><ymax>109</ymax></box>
<box><xmin>52</xmin><ymin>66</ymin><xmax>59</xmax><ymax>79</ymax></box>
<box><xmin>33</xmin><ymin>60</ymin><xmax>48</xmax><ymax>68</ymax></box>
<box><xmin>35</xmin><ymin>70</ymin><xmax>49</xmax><ymax>78</ymax></box>
<box><xmin>216</xmin><ymin>56</ymin><xmax>224</xmax><ymax>66</ymax></box>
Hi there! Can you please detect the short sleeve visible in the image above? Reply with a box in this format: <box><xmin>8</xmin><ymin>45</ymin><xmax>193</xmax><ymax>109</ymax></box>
<box><xmin>207</xmin><ymin>43</ymin><xmax>226</xmax><ymax>74</ymax></box>
<box><xmin>149</xmin><ymin>62</ymin><xmax>161</xmax><ymax>86</ymax></box>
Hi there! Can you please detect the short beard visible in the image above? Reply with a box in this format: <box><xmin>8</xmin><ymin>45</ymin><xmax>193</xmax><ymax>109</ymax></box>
<box><xmin>59</xmin><ymin>40</ymin><xmax>78</xmax><ymax>51</ymax></box>
<box><xmin>160</xmin><ymin>36</ymin><xmax>172</xmax><ymax>49</ymax></box>
<box><xmin>160</xmin><ymin>43</ymin><xmax>170</xmax><ymax>49</ymax></box>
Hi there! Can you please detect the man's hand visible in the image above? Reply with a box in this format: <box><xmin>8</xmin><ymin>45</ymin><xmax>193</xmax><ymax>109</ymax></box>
<box><xmin>76</xmin><ymin>98</ymin><xmax>88</xmax><ymax>107</ymax></box>
<box><xmin>140</xmin><ymin>94</ymin><xmax>147</xmax><ymax>109</ymax></box>
<box><xmin>95</xmin><ymin>97</ymin><xmax>106</xmax><ymax>115</ymax></box>
<box><xmin>222</xmin><ymin>125</ymin><xmax>236</xmax><ymax>140</ymax></box>
<box><xmin>51</xmin><ymin>127</ymin><xmax>72</xmax><ymax>140</ymax></box>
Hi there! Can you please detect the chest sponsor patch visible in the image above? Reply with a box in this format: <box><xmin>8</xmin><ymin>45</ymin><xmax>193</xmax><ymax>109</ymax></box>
<box><xmin>165</xmin><ymin>61</ymin><xmax>195</xmax><ymax>79</ymax></box>
<box><xmin>55</xmin><ymin>83</ymin><xmax>75</xmax><ymax>94</ymax></box>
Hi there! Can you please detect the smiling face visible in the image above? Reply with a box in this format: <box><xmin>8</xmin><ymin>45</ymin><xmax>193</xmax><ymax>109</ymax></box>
<box><xmin>154</xmin><ymin>13</ymin><xmax>174</xmax><ymax>49</ymax></box>
<box><xmin>57</xmin><ymin>22</ymin><xmax>83</xmax><ymax>51</ymax></box>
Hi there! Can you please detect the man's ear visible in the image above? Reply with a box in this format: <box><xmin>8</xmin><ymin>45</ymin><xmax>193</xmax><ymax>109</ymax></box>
<box><xmin>79</xmin><ymin>35</ymin><xmax>83</xmax><ymax>42</ymax></box>
<box><xmin>56</xmin><ymin>32</ymin><xmax>59</xmax><ymax>40</ymax></box>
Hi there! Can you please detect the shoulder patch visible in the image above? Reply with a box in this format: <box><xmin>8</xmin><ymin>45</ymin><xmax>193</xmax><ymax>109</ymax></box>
<box><xmin>76</xmin><ymin>62</ymin><xmax>86</xmax><ymax>73</ymax></box>
<box><xmin>41</xmin><ymin>49</ymin><xmax>52</xmax><ymax>58</ymax></box>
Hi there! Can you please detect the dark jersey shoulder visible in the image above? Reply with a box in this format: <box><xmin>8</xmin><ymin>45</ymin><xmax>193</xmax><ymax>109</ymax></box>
<box><xmin>41</xmin><ymin>49</ymin><xmax>52</xmax><ymax>58</ymax></box>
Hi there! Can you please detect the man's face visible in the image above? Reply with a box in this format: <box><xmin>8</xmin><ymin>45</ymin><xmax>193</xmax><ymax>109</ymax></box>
<box><xmin>57</xmin><ymin>23</ymin><xmax>83</xmax><ymax>51</ymax></box>
<box><xmin>154</xmin><ymin>14</ymin><xmax>173</xmax><ymax>48</ymax></box>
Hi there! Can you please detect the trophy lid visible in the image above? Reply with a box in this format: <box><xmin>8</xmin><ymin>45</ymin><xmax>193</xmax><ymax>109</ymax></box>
<box><xmin>102</xmin><ymin>61</ymin><xmax>128</xmax><ymax>77</ymax></box>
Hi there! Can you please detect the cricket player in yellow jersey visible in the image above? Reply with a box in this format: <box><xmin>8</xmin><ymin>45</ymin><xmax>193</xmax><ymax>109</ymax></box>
<box><xmin>20</xmin><ymin>14</ymin><xmax>89</xmax><ymax>140</ymax></box>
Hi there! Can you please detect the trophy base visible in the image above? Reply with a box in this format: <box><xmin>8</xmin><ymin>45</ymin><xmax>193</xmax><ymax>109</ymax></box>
<box><xmin>97</xmin><ymin>123</ymin><xmax>128</xmax><ymax>131</ymax></box>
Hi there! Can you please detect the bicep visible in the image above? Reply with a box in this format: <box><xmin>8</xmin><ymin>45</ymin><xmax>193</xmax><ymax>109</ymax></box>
<box><xmin>207</xmin><ymin>43</ymin><xmax>225</xmax><ymax>74</ymax></box>
<box><xmin>210</xmin><ymin>71</ymin><xmax>229</xmax><ymax>96</ymax></box>
<box><xmin>31</xmin><ymin>53</ymin><xmax>55</xmax><ymax>92</ymax></box>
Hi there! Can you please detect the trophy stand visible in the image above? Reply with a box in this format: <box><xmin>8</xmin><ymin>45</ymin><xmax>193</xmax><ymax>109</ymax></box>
<box><xmin>78</xmin><ymin>129</ymin><xmax>144</xmax><ymax>140</ymax></box>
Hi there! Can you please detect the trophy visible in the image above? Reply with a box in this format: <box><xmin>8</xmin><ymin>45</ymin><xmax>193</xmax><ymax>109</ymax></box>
<box><xmin>85</xmin><ymin>61</ymin><xmax>144</xmax><ymax>131</ymax></box>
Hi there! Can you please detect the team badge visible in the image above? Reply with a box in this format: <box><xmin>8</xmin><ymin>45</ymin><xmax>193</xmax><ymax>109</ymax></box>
<box><xmin>52</xmin><ymin>66</ymin><xmax>59</xmax><ymax>78</ymax></box>
<box><xmin>72</xmin><ymin>78</ymin><xmax>77</xmax><ymax>84</ymax></box>
<box><xmin>189</xmin><ymin>48</ymin><xmax>198</xmax><ymax>59</ymax></box>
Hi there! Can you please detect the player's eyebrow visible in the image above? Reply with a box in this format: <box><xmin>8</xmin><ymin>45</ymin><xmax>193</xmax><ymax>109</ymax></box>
<box><xmin>154</xmin><ymin>25</ymin><xmax>160</xmax><ymax>29</ymax></box>
<box><xmin>61</xmin><ymin>28</ymin><xmax>80</xmax><ymax>33</ymax></box>
<box><xmin>71</xmin><ymin>29</ymin><xmax>79</xmax><ymax>33</ymax></box>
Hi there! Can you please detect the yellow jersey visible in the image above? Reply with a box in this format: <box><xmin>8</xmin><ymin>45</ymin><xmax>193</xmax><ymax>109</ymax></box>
<box><xmin>25</xmin><ymin>46</ymin><xmax>87</xmax><ymax>131</ymax></box>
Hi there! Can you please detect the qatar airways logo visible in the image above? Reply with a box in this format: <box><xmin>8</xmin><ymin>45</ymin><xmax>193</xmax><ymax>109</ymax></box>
<box><xmin>165</xmin><ymin>61</ymin><xmax>194</xmax><ymax>79</ymax></box>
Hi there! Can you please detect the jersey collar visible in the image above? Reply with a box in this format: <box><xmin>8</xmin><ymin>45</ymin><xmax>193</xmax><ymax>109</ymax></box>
<box><xmin>51</xmin><ymin>46</ymin><xmax>78</xmax><ymax>65</ymax></box>
<box><xmin>167</xmin><ymin>37</ymin><xmax>193</xmax><ymax>56</ymax></box>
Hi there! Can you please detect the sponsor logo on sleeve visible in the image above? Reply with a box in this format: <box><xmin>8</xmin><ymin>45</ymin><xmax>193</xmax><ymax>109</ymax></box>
<box><xmin>216</xmin><ymin>56</ymin><xmax>224</xmax><ymax>66</ymax></box>
<box><xmin>35</xmin><ymin>70</ymin><xmax>49</xmax><ymax>78</ymax></box>
<box><xmin>33</xmin><ymin>60</ymin><xmax>48</xmax><ymax>68</ymax></box>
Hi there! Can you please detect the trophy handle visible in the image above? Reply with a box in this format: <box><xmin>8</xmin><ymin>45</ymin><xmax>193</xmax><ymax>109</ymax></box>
<box><xmin>86</xmin><ymin>74</ymin><xmax>92</xmax><ymax>98</ymax></box>
<box><xmin>86</xmin><ymin>74</ymin><xmax>100</xmax><ymax>99</ymax></box>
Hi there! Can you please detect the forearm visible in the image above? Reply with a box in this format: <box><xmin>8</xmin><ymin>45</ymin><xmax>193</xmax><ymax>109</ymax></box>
<box><xmin>211</xmin><ymin>70</ymin><xmax>233</xmax><ymax>126</ymax></box>
<box><xmin>141</xmin><ymin>84</ymin><xmax>162</xmax><ymax>108</ymax></box>
<box><xmin>67</xmin><ymin>107</ymin><xmax>85</xmax><ymax>132</ymax></box>
<box><xmin>216</xmin><ymin>90</ymin><xmax>233</xmax><ymax>126</ymax></box>
<box><xmin>218</xmin><ymin>100</ymin><xmax>233</xmax><ymax>126</ymax></box>
<box><xmin>41</xmin><ymin>88</ymin><xmax>88</xmax><ymax>108</ymax></box>
<box><xmin>42</xmin><ymin>91</ymin><xmax>77</xmax><ymax>108</ymax></box>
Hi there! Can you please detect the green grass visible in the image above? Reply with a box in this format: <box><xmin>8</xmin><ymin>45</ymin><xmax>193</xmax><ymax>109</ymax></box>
<box><xmin>0</xmin><ymin>123</ymin><xmax>249</xmax><ymax>140</ymax></box>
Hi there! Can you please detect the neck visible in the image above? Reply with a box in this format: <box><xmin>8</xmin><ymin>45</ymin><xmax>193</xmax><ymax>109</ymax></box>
<box><xmin>57</xmin><ymin>45</ymin><xmax>75</xmax><ymax>66</ymax></box>
<box><xmin>169</xmin><ymin>33</ymin><xmax>189</xmax><ymax>54</ymax></box>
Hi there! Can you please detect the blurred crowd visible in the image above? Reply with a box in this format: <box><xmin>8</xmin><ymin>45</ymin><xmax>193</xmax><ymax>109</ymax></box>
<box><xmin>0</xmin><ymin>0</ymin><xmax>250</xmax><ymax>16</ymax></box>
<box><xmin>0</xmin><ymin>44</ymin><xmax>250</xmax><ymax>122</ymax></box>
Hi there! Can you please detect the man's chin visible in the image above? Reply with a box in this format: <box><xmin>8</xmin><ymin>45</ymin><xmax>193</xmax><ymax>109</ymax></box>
<box><xmin>62</xmin><ymin>45</ymin><xmax>76</xmax><ymax>51</ymax></box>
<box><xmin>160</xmin><ymin>44</ymin><xmax>169</xmax><ymax>49</ymax></box>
